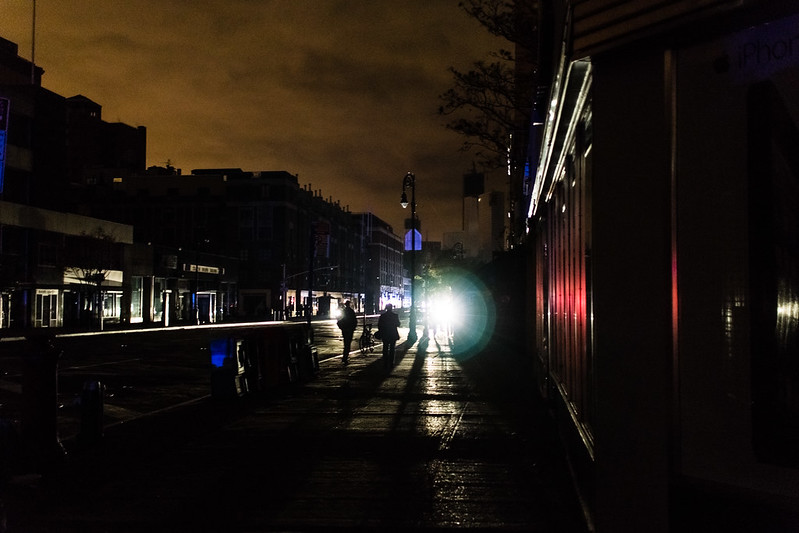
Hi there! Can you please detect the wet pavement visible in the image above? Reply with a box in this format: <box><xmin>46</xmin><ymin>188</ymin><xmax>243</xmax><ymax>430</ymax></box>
<box><xmin>4</xmin><ymin>329</ymin><xmax>589</xmax><ymax>532</ymax></box>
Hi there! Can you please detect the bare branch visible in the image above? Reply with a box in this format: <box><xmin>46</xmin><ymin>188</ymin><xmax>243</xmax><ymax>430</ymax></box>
<box><xmin>440</xmin><ymin>0</ymin><xmax>538</xmax><ymax>171</ymax></box>
<box><xmin>62</xmin><ymin>226</ymin><xmax>118</xmax><ymax>286</ymax></box>
<box><xmin>458</xmin><ymin>0</ymin><xmax>538</xmax><ymax>51</ymax></box>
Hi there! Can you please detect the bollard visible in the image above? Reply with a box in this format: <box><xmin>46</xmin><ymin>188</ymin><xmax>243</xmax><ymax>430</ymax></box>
<box><xmin>78</xmin><ymin>380</ymin><xmax>104</xmax><ymax>447</ymax></box>
<box><xmin>21</xmin><ymin>334</ymin><xmax>65</xmax><ymax>473</ymax></box>
<box><xmin>298</xmin><ymin>343</ymin><xmax>318</xmax><ymax>379</ymax></box>
<box><xmin>285</xmin><ymin>335</ymin><xmax>299</xmax><ymax>383</ymax></box>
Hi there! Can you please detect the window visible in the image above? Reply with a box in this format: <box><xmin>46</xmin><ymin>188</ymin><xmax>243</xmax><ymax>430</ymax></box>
<box><xmin>103</xmin><ymin>291</ymin><xmax>123</xmax><ymax>320</ymax></box>
<box><xmin>38</xmin><ymin>243</ymin><xmax>58</xmax><ymax>267</ymax></box>
<box><xmin>538</xmin><ymin>113</ymin><xmax>594</xmax><ymax>441</ymax></box>
<box><xmin>239</xmin><ymin>207</ymin><xmax>254</xmax><ymax>226</ymax></box>
<box><xmin>239</xmin><ymin>227</ymin><xmax>254</xmax><ymax>242</ymax></box>
<box><xmin>130</xmin><ymin>276</ymin><xmax>143</xmax><ymax>322</ymax></box>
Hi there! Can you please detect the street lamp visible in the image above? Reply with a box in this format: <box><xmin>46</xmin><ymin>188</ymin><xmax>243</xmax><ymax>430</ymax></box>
<box><xmin>401</xmin><ymin>171</ymin><xmax>418</xmax><ymax>343</ymax></box>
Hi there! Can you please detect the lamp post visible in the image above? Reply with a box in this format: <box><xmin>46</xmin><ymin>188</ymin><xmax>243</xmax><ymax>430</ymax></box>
<box><xmin>401</xmin><ymin>171</ymin><xmax>418</xmax><ymax>343</ymax></box>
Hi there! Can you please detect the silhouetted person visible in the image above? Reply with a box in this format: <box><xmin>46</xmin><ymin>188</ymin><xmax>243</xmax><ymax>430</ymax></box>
<box><xmin>377</xmin><ymin>303</ymin><xmax>400</xmax><ymax>370</ymax></box>
<box><xmin>337</xmin><ymin>300</ymin><xmax>357</xmax><ymax>364</ymax></box>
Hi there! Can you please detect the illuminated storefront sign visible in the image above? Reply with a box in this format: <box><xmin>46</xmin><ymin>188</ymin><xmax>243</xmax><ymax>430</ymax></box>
<box><xmin>184</xmin><ymin>263</ymin><xmax>222</xmax><ymax>275</ymax></box>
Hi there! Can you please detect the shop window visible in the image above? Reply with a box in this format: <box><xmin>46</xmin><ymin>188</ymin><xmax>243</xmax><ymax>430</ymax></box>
<box><xmin>130</xmin><ymin>276</ymin><xmax>143</xmax><ymax>322</ymax></box>
<box><xmin>103</xmin><ymin>291</ymin><xmax>122</xmax><ymax>321</ymax></box>
<box><xmin>34</xmin><ymin>290</ymin><xmax>59</xmax><ymax>328</ymax></box>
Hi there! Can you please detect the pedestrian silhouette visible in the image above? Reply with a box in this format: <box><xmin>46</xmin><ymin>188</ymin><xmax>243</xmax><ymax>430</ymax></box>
<box><xmin>336</xmin><ymin>300</ymin><xmax>357</xmax><ymax>364</ymax></box>
<box><xmin>377</xmin><ymin>303</ymin><xmax>400</xmax><ymax>370</ymax></box>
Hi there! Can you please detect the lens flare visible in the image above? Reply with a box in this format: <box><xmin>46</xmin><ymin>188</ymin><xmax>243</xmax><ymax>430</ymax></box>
<box><xmin>429</xmin><ymin>292</ymin><xmax>457</xmax><ymax>327</ymax></box>
<box><xmin>446</xmin><ymin>269</ymin><xmax>496</xmax><ymax>359</ymax></box>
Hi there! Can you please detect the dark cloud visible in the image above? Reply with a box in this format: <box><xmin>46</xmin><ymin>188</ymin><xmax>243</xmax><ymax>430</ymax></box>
<box><xmin>2</xmin><ymin>0</ymin><xmax>503</xmax><ymax>241</ymax></box>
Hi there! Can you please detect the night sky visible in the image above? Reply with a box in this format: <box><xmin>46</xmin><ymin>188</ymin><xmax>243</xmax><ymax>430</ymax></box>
<box><xmin>3</xmin><ymin>0</ymin><xmax>503</xmax><ymax>242</ymax></box>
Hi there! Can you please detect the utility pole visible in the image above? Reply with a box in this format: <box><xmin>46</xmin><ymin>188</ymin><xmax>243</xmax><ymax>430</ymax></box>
<box><xmin>401</xmin><ymin>171</ymin><xmax>418</xmax><ymax>343</ymax></box>
<box><xmin>31</xmin><ymin>0</ymin><xmax>36</xmax><ymax>85</ymax></box>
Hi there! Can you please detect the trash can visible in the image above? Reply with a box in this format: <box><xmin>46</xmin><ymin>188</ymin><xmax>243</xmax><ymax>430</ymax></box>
<box><xmin>79</xmin><ymin>380</ymin><xmax>104</xmax><ymax>446</ymax></box>
<box><xmin>210</xmin><ymin>338</ymin><xmax>248</xmax><ymax>399</ymax></box>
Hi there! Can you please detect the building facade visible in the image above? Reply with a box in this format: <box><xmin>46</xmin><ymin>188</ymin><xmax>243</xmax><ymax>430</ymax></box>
<box><xmin>105</xmin><ymin>168</ymin><xmax>372</xmax><ymax>321</ymax></box>
<box><xmin>0</xmin><ymin>200</ymin><xmax>134</xmax><ymax>329</ymax></box>
<box><xmin>354</xmin><ymin>213</ymin><xmax>403</xmax><ymax>314</ymax></box>
<box><xmin>0</xmin><ymin>35</ymin><xmax>156</xmax><ymax>330</ymax></box>
<box><xmin>523</xmin><ymin>1</ymin><xmax>799</xmax><ymax>531</ymax></box>
<box><xmin>0</xmin><ymin>30</ymin><xmax>406</xmax><ymax>332</ymax></box>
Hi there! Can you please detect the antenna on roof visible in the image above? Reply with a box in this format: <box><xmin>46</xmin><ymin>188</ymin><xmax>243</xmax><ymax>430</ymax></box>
<box><xmin>31</xmin><ymin>0</ymin><xmax>36</xmax><ymax>85</ymax></box>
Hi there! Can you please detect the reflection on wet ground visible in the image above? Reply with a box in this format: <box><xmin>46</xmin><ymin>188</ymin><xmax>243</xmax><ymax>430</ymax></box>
<box><xmin>6</xmin><ymin>328</ymin><xmax>588</xmax><ymax>532</ymax></box>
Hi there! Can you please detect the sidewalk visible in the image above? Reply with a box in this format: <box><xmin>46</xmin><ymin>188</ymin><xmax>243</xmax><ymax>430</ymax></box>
<box><xmin>5</xmin><ymin>330</ymin><xmax>589</xmax><ymax>532</ymax></box>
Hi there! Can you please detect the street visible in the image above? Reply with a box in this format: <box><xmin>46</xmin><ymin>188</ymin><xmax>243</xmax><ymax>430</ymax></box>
<box><xmin>0</xmin><ymin>316</ymin><xmax>388</xmax><ymax>445</ymax></box>
<box><xmin>2</xmin><ymin>321</ymin><xmax>589</xmax><ymax>532</ymax></box>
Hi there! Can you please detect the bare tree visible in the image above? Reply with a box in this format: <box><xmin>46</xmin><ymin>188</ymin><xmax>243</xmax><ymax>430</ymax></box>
<box><xmin>63</xmin><ymin>227</ymin><xmax>118</xmax><ymax>330</ymax></box>
<box><xmin>458</xmin><ymin>0</ymin><xmax>538</xmax><ymax>47</ymax></box>
<box><xmin>439</xmin><ymin>0</ymin><xmax>538</xmax><ymax>171</ymax></box>
<box><xmin>440</xmin><ymin>0</ymin><xmax>539</xmax><ymax>245</ymax></box>
<box><xmin>439</xmin><ymin>52</ymin><xmax>517</xmax><ymax>170</ymax></box>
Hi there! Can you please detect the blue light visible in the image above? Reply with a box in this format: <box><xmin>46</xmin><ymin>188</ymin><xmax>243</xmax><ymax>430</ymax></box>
<box><xmin>0</xmin><ymin>96</ymin><xmax>8</xmax><ymax>194</ymax></box>
<box><xmin>210</xmin><ymin>338</ymin><xmax>229</xmax><ymax>367</ymax></box>
<box><xmin>404</xmin><ymin>229</ymin><xmax>422</xmax><ymax>251</ymax></box>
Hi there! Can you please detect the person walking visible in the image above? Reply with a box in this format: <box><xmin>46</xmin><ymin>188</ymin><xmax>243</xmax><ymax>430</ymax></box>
<box><xmin>377</xmin><ymin>303</ymin><xmax>400</xmax><ymax>370</ymax></box>
<box><xmin>336</xmin><ymin>300</ymin><xmax>357</xmax><ymax>364</ymax></box>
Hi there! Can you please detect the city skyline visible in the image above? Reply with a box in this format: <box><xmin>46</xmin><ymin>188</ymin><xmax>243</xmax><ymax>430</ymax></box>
<box><xmin>2</xmin><ymin>0</ymin><xmax>504</xmax><ymax>243</ymax></box>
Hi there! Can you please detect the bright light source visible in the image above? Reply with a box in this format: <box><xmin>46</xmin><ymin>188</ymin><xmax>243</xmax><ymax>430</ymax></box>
<box><xmin>429</xmin><ymin>291</ymin><xmax>458</xmax><ymax>329</ymax></box>
<box><xmin>440</xmin><ymin>269</ymin><xmax>496</xmax><ymax>359</ymax></box>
